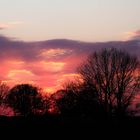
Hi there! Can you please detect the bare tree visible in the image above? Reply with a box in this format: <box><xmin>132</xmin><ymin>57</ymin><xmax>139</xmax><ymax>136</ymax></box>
<box><xmin>78</xmin><ymin>48</ymin><xmax>140</xmax><ymax>117</ymax></box>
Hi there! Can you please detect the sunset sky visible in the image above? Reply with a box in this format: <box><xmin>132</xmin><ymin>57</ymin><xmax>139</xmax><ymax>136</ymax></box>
<box><xmin>0</xmin><ymin>0</ymin><xmax>140</xmax><ymax>93</ymax></box>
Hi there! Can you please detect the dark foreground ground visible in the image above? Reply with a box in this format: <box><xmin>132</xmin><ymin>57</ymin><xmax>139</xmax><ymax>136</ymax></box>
<box><xmin>0</xmin><ymin>115</ymin><xmax>140</xmax><ymax>138</ymax></box>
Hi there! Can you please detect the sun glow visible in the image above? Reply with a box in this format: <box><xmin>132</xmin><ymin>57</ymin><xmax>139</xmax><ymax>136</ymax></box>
<box><xmin>8</xmin><ymin>69</ymin><xmax>34</xmax><ymax>78</ymax></box>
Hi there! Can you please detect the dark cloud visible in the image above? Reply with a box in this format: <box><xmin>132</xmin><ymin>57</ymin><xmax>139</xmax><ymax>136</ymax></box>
<box><xmin>0</xmin><ymin>35</ymin><xmax>140</xmax><ymax>71</ymax></box>
<box><xmin>0</xmin><ymin>36</ymin><xmax>139</xmax><ymax>62</ymax></box>
<box><xmin>0</xmin><ymin>27</ymin><xmax>5</xmax><ymax>30</ymax></box>
<box><xmin>0</xmin><ymin>26</ymin><xmax>5</xmax><ymax>30</ymax></box>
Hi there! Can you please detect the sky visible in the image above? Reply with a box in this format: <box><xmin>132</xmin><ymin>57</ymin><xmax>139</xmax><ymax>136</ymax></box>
<box><xmin>0</xmin><ymin>35</ymin><xmax>140</xmax><ymax>93</ymax></box>
<box><xmin>0</xmin><ymin>0</ymin><xmax>140</xmax><ymax>41</ymax></box>
<box><xmin>0</xmin><ymin>0</ymin><xmax>140</xmax><ymax>93</ymax></box>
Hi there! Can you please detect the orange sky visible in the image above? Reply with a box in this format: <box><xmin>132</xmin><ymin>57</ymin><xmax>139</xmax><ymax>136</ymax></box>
<box><xmin>1</xmin><ymin>54</ymin><xmax>81</xmax><ymax>93</ymax></box>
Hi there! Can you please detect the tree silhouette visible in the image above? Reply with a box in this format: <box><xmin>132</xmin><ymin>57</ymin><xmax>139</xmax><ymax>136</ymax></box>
<box><xmin>78</xmin><ymin>48</ymin><xmax>140</xmax><ymax>117</ymax></box>
<box><xmin>0</xmin><ymin>82</ymin><xmax>11</xmax><ymax>116</ymax></box>
<box><xmin>6</xmin><ymin>84</ymin><xmax>44</xmax><ymax>116</ymax></box>
<box><xmin>56</xmin><ymin>82</ymin><xmax>80</xmax><ymax>116</ymax></box>
<box><xmin>55</xmin><ymin>81</ymin><xmax>102</xmax><ymax>118</ymax></box>
<box><xmin>0</xmin><ymin>82</ymin><xmax>9</xmax><ymax>105</ymax></box>
<box><xmin>41</xmin><ymin>95</ymin><xmax>51</xmax><ymax>115</ymax></box>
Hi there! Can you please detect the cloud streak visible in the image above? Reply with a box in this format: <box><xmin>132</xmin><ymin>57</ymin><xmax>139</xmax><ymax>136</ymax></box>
<box><xmin>0</xmin><ymin>24</ymin><xmax>9</xmax><ymax>30</ymax></box>
<box><xmin>124</xmin><ymin>30</ymin><xmax>140</xmax><ymax>41</ymax></box>
<box><xmin>0</xmin><ymin>21</ymin><xmax>23</xmax><ymax>30</ymax></box>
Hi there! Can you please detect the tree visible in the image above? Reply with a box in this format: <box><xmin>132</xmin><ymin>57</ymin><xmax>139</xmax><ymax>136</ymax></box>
<box><xmin>0</xmin><ymin>82</ymin><xmax>11</xmax><ymax>116</ymax></box>
<box><xmin>56</xmin><ymin>82</ymin><xmax>80</xmax><ymax>116</ymax></box>
<box><xmin>6</xmin><ymin>84</ymin><xmax>44</xmax><ymax>116</ymax></box>
<box><xmin>78</xmin><ymin>48</ymin><xmax>140</xmax><ymax>117</ymax></box>
<box><xmin>0</xmin><ymin>82</ymin><xmax>9</xmax><ymax>105</ymax></box>
<box><xmin>55</xmin><ymin>81</ymin><xmax>102</xmax><ymax>118</ymax></box>
<box><xmin>41</xmin><ymin>95</ymin><xmax>51</xmax><ymax>115</ymax></box>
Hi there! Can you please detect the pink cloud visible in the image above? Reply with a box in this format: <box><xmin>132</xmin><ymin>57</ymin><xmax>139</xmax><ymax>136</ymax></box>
<box><xmin>124</xmin><ymin>30</ymin><xmax>140</xmax><ymax>41</ymax></box>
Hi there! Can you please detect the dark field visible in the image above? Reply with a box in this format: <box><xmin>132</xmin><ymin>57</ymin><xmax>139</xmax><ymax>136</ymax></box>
<box><xmin>0</xmin><ymin>115</ymin><xmax>140</xmax><ymax>139</ymax></box>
